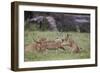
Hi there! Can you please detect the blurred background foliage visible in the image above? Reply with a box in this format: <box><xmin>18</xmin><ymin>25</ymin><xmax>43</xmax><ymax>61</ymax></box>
<box><xmin>24</xmin><ymin>11</ymin><xmax>90</xmax><ymax>33</ymax></box>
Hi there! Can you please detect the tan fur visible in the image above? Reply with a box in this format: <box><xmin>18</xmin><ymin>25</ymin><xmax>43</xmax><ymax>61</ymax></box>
<box><xmin>35</xmin><ymin>38</ymin><xmax>66</xmax><ymax>52</ymax></box>
<box><xmin>25</xmin><ymin>42</ymin><xmax>41</xmax><ymax>53</ymax></box>
<box><xmin>25</xmin><ymin>35</ymin><xmax>81</xmax><ymax>53</ymax></box>
<box><xmin>64</xmin><ymin>34</ymin><xmax>81</xmax><ymax>53</ymax></box>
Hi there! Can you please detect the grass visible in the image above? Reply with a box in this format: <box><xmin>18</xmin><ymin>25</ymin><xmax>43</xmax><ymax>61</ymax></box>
<box><xmin>24</xmin><ymin>30</ymin><xmax>90</xmax><ymax>61</ymax></box>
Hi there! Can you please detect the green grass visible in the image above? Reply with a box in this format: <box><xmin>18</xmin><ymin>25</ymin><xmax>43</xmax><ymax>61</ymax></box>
<box><xmin>24</xmin><ymin>30</ymin><xmax>90</xmax><ymax>61</ymax></box>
